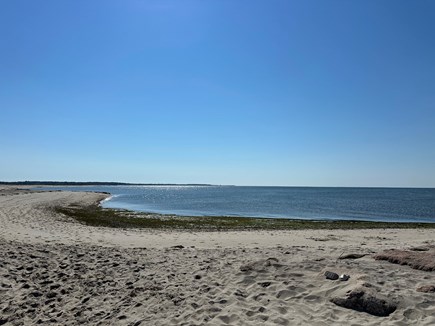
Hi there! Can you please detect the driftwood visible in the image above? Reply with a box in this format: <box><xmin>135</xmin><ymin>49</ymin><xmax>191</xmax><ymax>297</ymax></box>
<box><xmin>338</xmin><ymin>253</ymin><xmax>367</xmax><ymax>260</ymax></box>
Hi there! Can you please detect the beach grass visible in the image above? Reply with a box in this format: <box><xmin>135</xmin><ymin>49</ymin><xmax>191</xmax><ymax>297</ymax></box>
<box><xmin>54</xmin><ymin>204</ymin><xmax>435</xmax><ymax>231</ymax></box>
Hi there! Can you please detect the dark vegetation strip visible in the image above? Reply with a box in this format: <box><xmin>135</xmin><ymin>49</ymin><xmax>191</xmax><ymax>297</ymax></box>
<box><xmin>54</xmin><ymin>204</ymin><xmax>435</xmax><ymax>231</ymax></box>
<box><xmin>0</xmin><ymin>181</ymin><xmax>212</xmax><ymax>186</ymax></box>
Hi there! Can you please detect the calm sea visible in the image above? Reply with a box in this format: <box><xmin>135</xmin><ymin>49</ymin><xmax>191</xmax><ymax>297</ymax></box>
<box><xmin>36</xmin><ymin>186</ymin><xmax>435</xmax><ymax>223</ymax></box>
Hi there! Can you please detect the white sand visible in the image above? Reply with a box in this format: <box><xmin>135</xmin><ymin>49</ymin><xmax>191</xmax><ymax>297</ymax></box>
<box><xmin>1</xmin><ymin>187</ymin><xmax>434</xmax><ymax>325</ymax></box>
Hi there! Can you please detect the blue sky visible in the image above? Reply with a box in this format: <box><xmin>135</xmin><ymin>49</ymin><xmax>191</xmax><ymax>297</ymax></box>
<box><xmin>1</xmin><ymin>0</ymin><xmax>434</xmax><ymax>187</ymax></box>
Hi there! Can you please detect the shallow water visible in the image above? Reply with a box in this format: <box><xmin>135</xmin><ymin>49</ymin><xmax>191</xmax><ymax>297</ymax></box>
<box><xmin>36</xmin><ymin>186</ymin><xmax>435</xmax><ymax>223</ymax></box>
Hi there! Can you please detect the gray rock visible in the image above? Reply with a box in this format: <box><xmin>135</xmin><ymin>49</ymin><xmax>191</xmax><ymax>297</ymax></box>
<box><xmin>324</xmin><ymin>271</ymin><xmax>339</xmax><ymax>280</ymax></box>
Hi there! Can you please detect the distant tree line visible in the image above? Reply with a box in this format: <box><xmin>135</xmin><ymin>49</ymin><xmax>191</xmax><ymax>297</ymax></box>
<box><xmin>0</xmin><ymin>181</ymin><xmax>213</xmax><ymax>186</ymax></box>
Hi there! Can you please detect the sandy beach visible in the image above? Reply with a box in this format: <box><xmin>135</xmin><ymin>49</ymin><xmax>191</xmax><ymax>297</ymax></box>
<box><xmin>1</xmin><ymin>187</ymin><xmax>434</xmax><ymax>325</ymax></box>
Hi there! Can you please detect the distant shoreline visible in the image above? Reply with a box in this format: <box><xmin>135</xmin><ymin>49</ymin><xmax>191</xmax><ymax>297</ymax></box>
<box><xmin>0</xmin><ymin>181</ymin><xmax>216</xmax><ymax>186</ymax></box>
<box><xmin>1</xmin><ymin>181</ymin><xmax>434</xmax><ymax>189</ymax></box>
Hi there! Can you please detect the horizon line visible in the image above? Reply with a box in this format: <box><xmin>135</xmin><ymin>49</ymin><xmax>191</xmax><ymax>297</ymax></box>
<box><xmin>1</xmin><ymin>181</ymin><xmax>434</xmax><ymax>189</ymax></box>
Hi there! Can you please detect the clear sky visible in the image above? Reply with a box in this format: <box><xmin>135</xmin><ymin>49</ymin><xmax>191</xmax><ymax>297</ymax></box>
<box><xmin>1</xmin><ymin>0</ymin><xmax>434</xmax><ymax>187</ymax></box>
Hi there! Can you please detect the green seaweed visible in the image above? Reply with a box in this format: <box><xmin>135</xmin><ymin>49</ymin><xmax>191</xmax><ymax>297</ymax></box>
<box><xmin>53</xmin><ymin>204</ymin><xmax>435</xmax><ymax>231</ymax></box>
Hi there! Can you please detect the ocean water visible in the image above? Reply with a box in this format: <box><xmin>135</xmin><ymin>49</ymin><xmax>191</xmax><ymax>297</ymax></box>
<box><xmin>36</xmin><ymin>186</ymin><xmax>435</xmax><ymax>223</ymax></box>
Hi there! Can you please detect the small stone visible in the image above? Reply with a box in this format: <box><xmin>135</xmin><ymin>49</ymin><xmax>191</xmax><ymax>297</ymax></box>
<box><xmin>339</xmin><ymin>274</ymin><xmax>350</xmax><ymax>281</ymax></box>
<box><xmin>324</xmin><ymin>271</ymin><xmax>339</xmax><ymax>280</ymax></box>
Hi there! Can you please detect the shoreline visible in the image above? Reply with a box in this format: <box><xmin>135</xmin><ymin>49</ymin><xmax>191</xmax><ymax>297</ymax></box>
<box><xmin>66</xmin><ymin>202</ymin><xmax>435</xmax><ymax>231</ymax></box>
<box><xmin>25</xmin><ymin>184</ymin><xmax>435</xmax><ymax>224</ymax></box>
<box><xmin>32</xmin><ymin>186</ymin><xmax>434</xmax><ymax>227</ymax></box>
<box><xmin>92</xmin><ymin>189</ymin><xmax>435</xmax><ymax>230</ymax></box>
<box><xmin>1</xmin><ymin>186</ymin><xmax>435</xmax><ymax>325</ymax></box>
<box><xmin>1</xmin><ymin>186</ymin><xmax>434</xmax><ymax>245</ymax></box>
